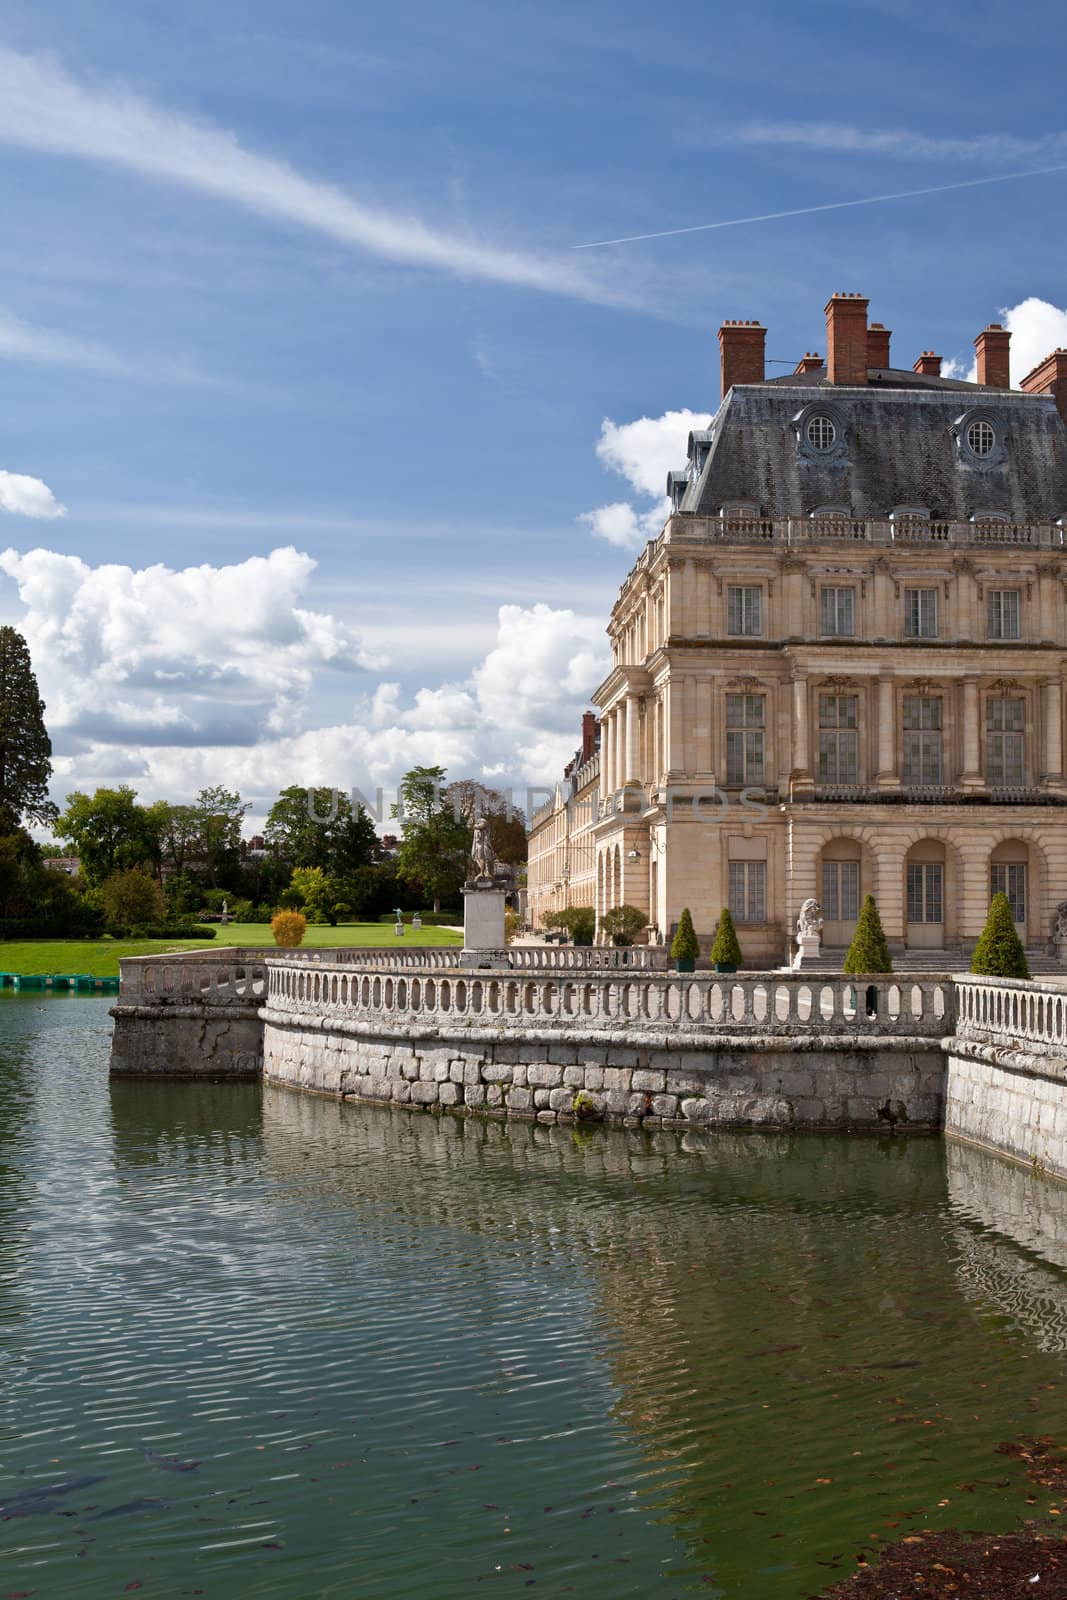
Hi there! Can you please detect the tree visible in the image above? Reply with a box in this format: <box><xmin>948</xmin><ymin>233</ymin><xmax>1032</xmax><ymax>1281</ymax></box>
<box><xmin>152</xmin><ymin>802</ymin><xmax>200</xmax><ymax>877</ymax></box>
<box><xmin>193</xmin><ymin>786</ymin><xmax>249</xmax><ymax>886</ymax></box>
<box><xmin>393</xmin><ymin>765</ymin><xmax>469</xmax><ymax>914</ymax></box>
<box><xmin>445</xmin><ymin>780</ymin><xmax>527</xmax><ymax>866</ymax></box>
<box><xmin>672</xmin><ymin>907</ymin><xmax>701</xmax><ymax>963</ymax></box>
<box><xmin>971</xmin><ymin>891</ymin><xmax>1030</xmax><ymax>979</ymax></box>
<box><xmin>56</xmin><ymin>787</ymin><xmax>161</xmax><ymax>885</ymax></box>
<box><xmin>709</xmin><ymin>908</ymin><xmax>743</xmax><ymax>967</ymax></box>
<box><xmin>264</xmin><ymin>786</ymin><xmax>377</xmax><ymax>877</ymax></box>
<box><xmin>288</xmin><ymin>865</ymin><xmax>350</xmax><ymax>925</ymax></box>
<box><xmin>843</xmin><ymin>894</ymin><xmax>893</xmax><ymax>974</ymax></box>
<box><xmin>544</xmin><ymin>906</ymin><xmax>595</xmax><ymax>946</ymax></box>
<box><xmin>100</xmin><ymin>868</ymin><xmax>165</xmax><ymax>929</ymax></box>
<box><xmin>0</xmin><ymin>626</ymin><xmax>57</xmax><ymax>830</ymax></box>
<box><xmin>599</xmin><ymin>904</ymin><xmax>648</xmax><ymax>947</ymax></box>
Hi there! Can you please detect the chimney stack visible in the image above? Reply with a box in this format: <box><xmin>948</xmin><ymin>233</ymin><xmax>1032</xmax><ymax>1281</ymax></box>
<box><xmin>867</xmin><ymin>322</ymin><xmax>891</xmax><ymax>369</ymax></box>
<box><xmin>975</xmin><ymin>323</ymin><xmax>1012</xmax><ymax>389</ymax></box>
<box><xmin>581</xmin><ymin>711</ymin><xmax>599</xmax><ymax>763</ymax></box>
<box><xmin>794</xmin><ymin>351</ymin><xmax>823</xmax><ymax>374</ymax></box>
<box><xmin>825</xmin><ymin>293</ymin><xmax>870</xmax><ymax>385</ymax></box>
<box><xmin>1020</xmin><ymin>348</ymin><xmax>1067</xmax><ymax>426</ymax></box>
<box><xmin>718</xmin><ymin>319</ymin><xmax>766</xmax><ymax>398</ymax></box>
<box><xmin>913</xmin><ymin>351</ymin><xmax>942</xmax><ymax>377</ymax></box>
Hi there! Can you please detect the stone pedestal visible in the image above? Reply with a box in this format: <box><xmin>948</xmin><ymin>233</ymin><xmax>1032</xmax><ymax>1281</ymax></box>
<box><xmin>462</xmin><ymin>886</ymin><xmax>507</xmax><ymax>967</ymax></box>
<box><xmin>792</xmin><ymin>933</ymin><xmax>821</xmax><ymax>970</ymax></box>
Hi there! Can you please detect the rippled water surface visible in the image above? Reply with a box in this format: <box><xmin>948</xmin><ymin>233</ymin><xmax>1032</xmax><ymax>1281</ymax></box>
<box><xmin>4</xmin><ymin>997</ymin><xmax>1067</xmax><ymax>1597</ymax></box>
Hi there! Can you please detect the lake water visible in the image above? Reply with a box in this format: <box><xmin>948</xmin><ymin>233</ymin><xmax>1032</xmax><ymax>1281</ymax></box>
<box><xmin>3</xmin><ymin>995</ymin><xmax>1067</xmax><ymax>1598</ymax></box>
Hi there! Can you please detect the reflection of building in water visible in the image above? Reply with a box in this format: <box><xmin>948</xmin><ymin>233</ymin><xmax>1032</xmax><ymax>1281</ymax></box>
<box><xmin>946</xmin><ymin>1141</ymin><xmax>1067</xmax><ymax>1353</ymax></box>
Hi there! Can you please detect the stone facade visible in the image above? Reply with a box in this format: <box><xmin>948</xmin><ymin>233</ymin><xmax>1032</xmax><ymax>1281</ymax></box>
<box><xmin>527</xmin><ymin>744</ymin><xmax>600</xmax><ymax>931</ymax></box>
<box><xmin>529</xmin><ymin>294</ymin><xmax>1067</xmax><ymax>966</ymax></box>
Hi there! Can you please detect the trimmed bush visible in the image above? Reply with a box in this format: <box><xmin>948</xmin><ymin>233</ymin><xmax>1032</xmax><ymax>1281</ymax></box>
<box><xmin>970</xmin><ymin>891</ymin><xmax>1030</xmax><ymax>979</ymax></box>
<box><xmin>599</xmin><ymin>904</ymin><xmax>648</xmax><ymax>947</ymax></box>
<box><xmin>671</xmin><ymin>907</ymin><xmax>700</xmax><ymax>962</ymax></box>
<box><xmin>127</xmin><ymin>923</ymin><xmax>218</xmax><ymax>941</ymax></box>
<box><xmin>843</xmin><ymin>894</ymin><xmax>893</xmax><ymax>974</ymax></box>
<box><xmin>271</xmin><ymin>910</ymin><xmax>308</xmax><ymax>947</ymax></box>
<box><xmin>709</xmin><ymin>908</ymin><xmax>744</xmax><ymax>968</ymax></box>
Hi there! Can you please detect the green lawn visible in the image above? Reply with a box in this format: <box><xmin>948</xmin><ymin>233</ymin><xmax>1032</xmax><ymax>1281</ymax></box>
<box><xmin>0</xmin><ymin>920</ymin><xmax>462</xmax><ymax>978</ymax></box>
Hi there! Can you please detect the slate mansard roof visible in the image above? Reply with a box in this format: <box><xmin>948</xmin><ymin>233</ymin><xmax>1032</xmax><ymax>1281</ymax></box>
<box><xmin>678</xmin><ymin>370</ymin><xmax>1067</xmax><ymax>524</ymax></box>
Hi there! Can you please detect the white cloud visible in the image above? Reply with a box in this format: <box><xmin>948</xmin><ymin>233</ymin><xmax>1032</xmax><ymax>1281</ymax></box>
<box><xmin>0</xmin><ymin>307</ymin><xmax>128</xmax><ymax>375</ymax></box>
<box><xmin>0</xmin><ymin>470</ymin><xmax>66</xmax><ymax>519</ymax></box>
<box><xmin>0</xmin><ymin>46</ymin><xmax>635</xmax><ymax>310</ymax></box>
<box><xmin>579</xmin><ymin>407</ymin><xmax>708</xmax><ymax>549</ymax></box>
<box><xmin>735</xmin><ymin>122</ymin><xmax>1067</xmax><ymax>165</ymax></box>
<box><xmin>941</xmin><ymin>297</ymin><xmax>1067</xmax><ymax>385</ymax></box>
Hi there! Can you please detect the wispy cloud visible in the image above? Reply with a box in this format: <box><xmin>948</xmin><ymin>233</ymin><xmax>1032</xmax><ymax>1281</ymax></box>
<box><xmin>735</xmin><ymin>122</ymin><xmax>1067</xmax><ymax>165</ymax></box>
<box><xmin>0</xmin><ymin>307</ymin><xmax>128</xmax><ymax>375</ymax></box>
<box><xmin>0</xmin><ymin>470</ymin><xmax>66</xmax><ymax>519</ymax></box>
<box><xmin>0</xmin><ymin>46</ymin><xmax>634</xmax><ymax>310</ymax></box>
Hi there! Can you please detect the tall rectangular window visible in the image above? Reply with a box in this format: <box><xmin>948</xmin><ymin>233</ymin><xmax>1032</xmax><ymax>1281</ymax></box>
<box><xmin>728</xmin><ymin>860</ymin><xmax>766</xmax><ymax>924</ymax></box>
<box><xmin>904</xmin><ymin>588</ymin><xmax>939</xmax><ymax>639</ymax></box>
<box><xmin>902</xmin><ymin>696</ymin><xmax>943</xmax><ymax>784</ymax></box>
<box><xmin>725</xmin><ymin>693</ymin><xmax>765</xmax><ymax>785</ymax></box>
<box><xmin>986</xmin><ymin>697</ymin><xmax>1025</xmax><ymax>786</ymax></box>
<box><xmin>818</xmin><ymin>693</ymin><xmax>859</xmax><ymax>783</ymax></box>
<box><xmin>820</xmin><ymin>586</ymin><xmax>855</xmax><ymax>637</ymax></box>
<box><xmin>988</xmin><ymin>589</ymin><xmax>1021</xmax><ymax>640</ymax></box>
<box><xmin>991</xmin><ymin>862</ymin><xmax>1027</xmax><ymax>922</ymax></box>
<box><xmin>822</xmin><ymin>860</ymin><xmax>860</xmax><ymax>923</ymax></box>
<box><xmin>727</xmin><ymin>586</ymin><xmax>762</xmax><ymax>637</ymax></box>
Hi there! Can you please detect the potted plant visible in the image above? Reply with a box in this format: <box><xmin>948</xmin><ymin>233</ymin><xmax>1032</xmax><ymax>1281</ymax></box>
<box><xmin>709</xmin><ymin>907</ymin><xmax>743</xmax><ymax>973</ymax></box>
<box><xmin>671</xmin><ymin>907</ymin><xmax>700</xmax><ymax>973</ymax></box>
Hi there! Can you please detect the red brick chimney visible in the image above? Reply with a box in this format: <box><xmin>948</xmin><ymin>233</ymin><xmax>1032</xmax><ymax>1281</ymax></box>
<box><xmin>825</xmin><ymin>293</ymin><xmax>869</xmax><ymax>385</ymax></box>
<box><xmin>867</xmin><ymin>322</ymin><xmax>891</xmax><ymax>369</ymax></box>
<box><xmin>581</xmin><ymin>711</ymin><xmax>599</xmax><ymax>763</ymax></box>
<box><xmin>718</xmin><ymin>319</ymin><xmax>766</xmax><ymax>398</ymax></box>
<box><xmin>913</xmin><ymin>351</ymin><xmax>942</xmax><ymax>377</ymax></box>
<box><xmin>793</xmin><ymin>351</ymin><xmax>823</xmax><ymax>374</ymax></box>
<box><xmin>974</xmin><ymin>323</ymin><xmax>1012</xmax><ymax>389</ymax></box>
<box><xmin>1020</xmin><ymin>349</ymin><xmax>1067</xmax><ymax>426</ymax></box>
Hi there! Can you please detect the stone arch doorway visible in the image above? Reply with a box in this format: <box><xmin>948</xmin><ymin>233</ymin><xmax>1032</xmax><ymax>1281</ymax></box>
<box><xmin>905</xmin><ymin>838</ymin><xmax>952</xmax><ymax>950</ymax></box>
<box><xmin>818</xmin><ymin>836</ymin><xmax>863</xmax><ymax>949</ymax></box>
<box><xmin>989</xmin><ymin>837</ymin><xmax>1035</xmax><ymax>942</ymax></box>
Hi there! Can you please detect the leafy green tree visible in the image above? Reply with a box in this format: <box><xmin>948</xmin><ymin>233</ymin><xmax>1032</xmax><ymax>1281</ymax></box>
<box><xmin>393</xmin><ymin>765</ymin><xmax>469</xmax><ymax>914</ymax></box>
<box><xmin>445</xmin><ymin>780</ymin><xmax>527</xmax><ymax>866</ymax></box>
<box><xmin>152</xmin><ymin>802</ymin><xmax>200</xmax><ymax>877</ymax></box>
<box><xmin>288</xmin><ymin>865</ymin><xmax>350</xmax><ymax>926</ymax></box>
<box><xmin>970</xmin><ymin>891</ymin><xmax>1030</xmax><ymax>979</ymax></box>
<box><xmin>672</xmin><ymin>907</ymin><xmax>701</xmax><ymax>963</ymax></box>
<box><xmin>544</xmin><ymin>906</ymin><xmax>595</xmax><ymax>946</ymax></box>
<box><xmin>599</xmin><ymin>903</ymin><xmax>648</xmax><ymax>947</ymax></box>
<box><xmin>0</xmin><ymin>626</ymin><xmax>57</xmax><ymax>829</ymax></box>
<box><xmin>100</xmin><ymin>867</ymin><xmax>165</xmax><ymax>929</ymax></box>
<box><xmin>709</xmin><ymin>908</ymin><xmax>743</xmax><ymax>967</ymax></box>
<box><xmin>843</xmin><ymin>894</ymin><xmax>893</xmax><ymax>974</ymax></box>
<box><xmin>265</xmin><ymin>786</ymin><xmax>377</xmax><ymax>876</ymax></box>
<box><xmin>193</xmin><ymin>786</ymin><xmax>249</xmax><ymax>886</ymax></box>
<box><xmin>56</xmin><ymin>786</ymin><xmax>162</xmax><ymax>885</ymax></box>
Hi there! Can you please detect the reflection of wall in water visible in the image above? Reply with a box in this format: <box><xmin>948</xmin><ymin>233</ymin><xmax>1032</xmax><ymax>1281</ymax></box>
<box><xmin>947</xmin><ymin>1140</ymin><xmax>1067</xmax><ymax>1353</ymax></box>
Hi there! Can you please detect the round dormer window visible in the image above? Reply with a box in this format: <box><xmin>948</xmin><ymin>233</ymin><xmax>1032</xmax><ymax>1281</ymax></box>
<box><xmin>967</xmin><ymin>419</ymin><xmax>996</xmax><ymax>457</ymax></box>
<box><xmin>806</xmin><ymin>414</ymin><xmax>836</xmax><ymax>452</ymax></box>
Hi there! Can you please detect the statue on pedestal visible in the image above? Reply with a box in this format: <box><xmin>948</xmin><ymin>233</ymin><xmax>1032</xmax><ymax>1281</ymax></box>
<box><xmin>468</xmin><ymin>816</ymin><xmax>499</xmax><ymax>885</ymax></box>
<box><xmin>792</xmin><ymin>898</ymin><xmax>823</xmax><ymax>970</ymax></box>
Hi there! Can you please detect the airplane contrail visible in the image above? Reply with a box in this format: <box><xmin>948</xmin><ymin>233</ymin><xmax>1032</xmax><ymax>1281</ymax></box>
<box><xmin>570</xmin><ymin>164</ymin><xmax>1067</xmax><ymax>249</ymax></box>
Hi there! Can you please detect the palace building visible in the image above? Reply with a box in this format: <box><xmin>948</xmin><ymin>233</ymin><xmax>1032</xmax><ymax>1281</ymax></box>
<box><xmin>528</xmin><ymin>293</ymin><xmax>1067</xmax><ymax>965</ymax></box>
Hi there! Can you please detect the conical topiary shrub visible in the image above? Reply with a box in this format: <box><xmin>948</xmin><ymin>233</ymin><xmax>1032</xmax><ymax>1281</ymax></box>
<box><xmin>843</xmin><ymin>894</ymin><xmax>892</xmax><ymax>974</ymax></box>
<box><xmin>970</xmin><ymin>891</ymin><xmax>1030</xmax><ymax>979</ymax></box>
<box><xmin>671</xmin><ymin>906</ymin><xmax>700</xmax><ymax>971</ymax></box>
<box><xmin>709</xmin><ymin>907</ymin><xmax>744</xmax><ymax>972</ymax></box>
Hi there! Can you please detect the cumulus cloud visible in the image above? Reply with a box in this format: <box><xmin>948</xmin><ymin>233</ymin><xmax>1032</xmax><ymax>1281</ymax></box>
<box><xmin>0</xmin><ymin>543</ymin><xmax>374</xmax><ymax>751</ymax></box>
<box><xmin>0</xmin><ymin>470</ymin><xmax>66</xmax><ymax>519</ymax></box>
<box><xmin>579</xmin><ymin>408</ymin><xmax>707</xmax><ymax>549</ymax></box>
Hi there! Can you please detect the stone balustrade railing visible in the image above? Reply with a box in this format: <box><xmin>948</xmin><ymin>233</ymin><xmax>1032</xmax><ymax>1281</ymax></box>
<box><xmin>664</xmin><ymin>513</ymin><xmax>1065</xmax><ymax>551</ymax></box>
<box><xmin>285</xmin><ymin>946</ymin><xmax>661</xmax><ymax>971</ymax></box>
<box><xmin>954</xmin><ymin>975</ymin><xmax>1067</xmax><ymax>1056</ymax></box>
<box><xmin>117</xmin><ymin>948</ymin><xmax>268</xmax><ymax>1005</ymax></box>
<box><xmin>263</xmin><ymin>964</ymin><xmax>952</xmax><ymax>1036</ymax></box>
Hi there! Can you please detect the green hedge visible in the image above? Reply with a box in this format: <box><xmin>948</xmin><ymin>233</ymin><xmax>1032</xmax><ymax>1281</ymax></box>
<box><xmin>0</xmin><ymin>915</ymin><xmax>103</xmax><ymax>941</ymax></box>
<box><xmin>376</xmin><ymin>910</ymin><xmax>461</xmax><ymax>926</ymax></box>
<box><xmin>109</xmin><ymin>923</ymin><xmax>218</xmax><ymax>941</ymax></box>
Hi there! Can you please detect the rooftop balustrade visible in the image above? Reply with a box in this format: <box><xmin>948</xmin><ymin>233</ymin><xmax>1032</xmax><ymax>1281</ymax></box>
<box><xmin>662</xmin><ymin>513</ymin><xmax>1065</xmax><ymax>550</ymax></box>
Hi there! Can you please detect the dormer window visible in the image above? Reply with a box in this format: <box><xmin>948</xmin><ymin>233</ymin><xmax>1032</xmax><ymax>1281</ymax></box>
<box><xmin>806</xmin><ymin>414</ymin><xmax>837</xmax><ymax>452</ymax></box>
<box><xmin>967</xmin><ymin>419</ymin><xmax>996</xmax><ymax>457</ymax></box>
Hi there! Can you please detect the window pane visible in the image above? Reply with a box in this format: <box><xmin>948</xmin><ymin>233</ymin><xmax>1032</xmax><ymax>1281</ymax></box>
<box><xmin>992</xmin><ymin>862</ymin><xmax>1026</xmax><ymax>922</ymax></box>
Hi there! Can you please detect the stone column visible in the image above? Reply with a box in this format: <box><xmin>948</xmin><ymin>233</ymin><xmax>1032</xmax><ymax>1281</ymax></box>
<box><xmin>876</xmin><ymin>675</ymin><xmax>898</xmax><ymax>788</ymax></box>
<box><xmin>667</xmin><ymin>678</ymin><xmax>686</xmax><ymax>776</ymax></box>
<box><xmin>599</xmin><ymin>713</ymin><xmax>612</xmax><ymax>805</ymax></box>
<box><xmin>1045</xmin><ymin>678</ymin><xmax>1065</xmax><ymax>788</ymax></box>
<box><xmin>625</xmin><ymin>694</ymin><xmax>640</xmax><ymax>784</ymax></box>
<box><xmin>792</xmin><ymin>673</ymin><xmax>812</xmax><ymax>784</ymax></box>
<box><xmin>961</xmin><ymin>675</ymin><xmax>982</xmax><ymax>789</ymax></box>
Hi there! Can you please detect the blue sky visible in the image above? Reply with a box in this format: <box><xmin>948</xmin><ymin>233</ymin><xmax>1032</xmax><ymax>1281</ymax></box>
<box><xmin>1</xmin><ymin>0</ymin><xmax>1067</xmax><ymax>821</ymax></box>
